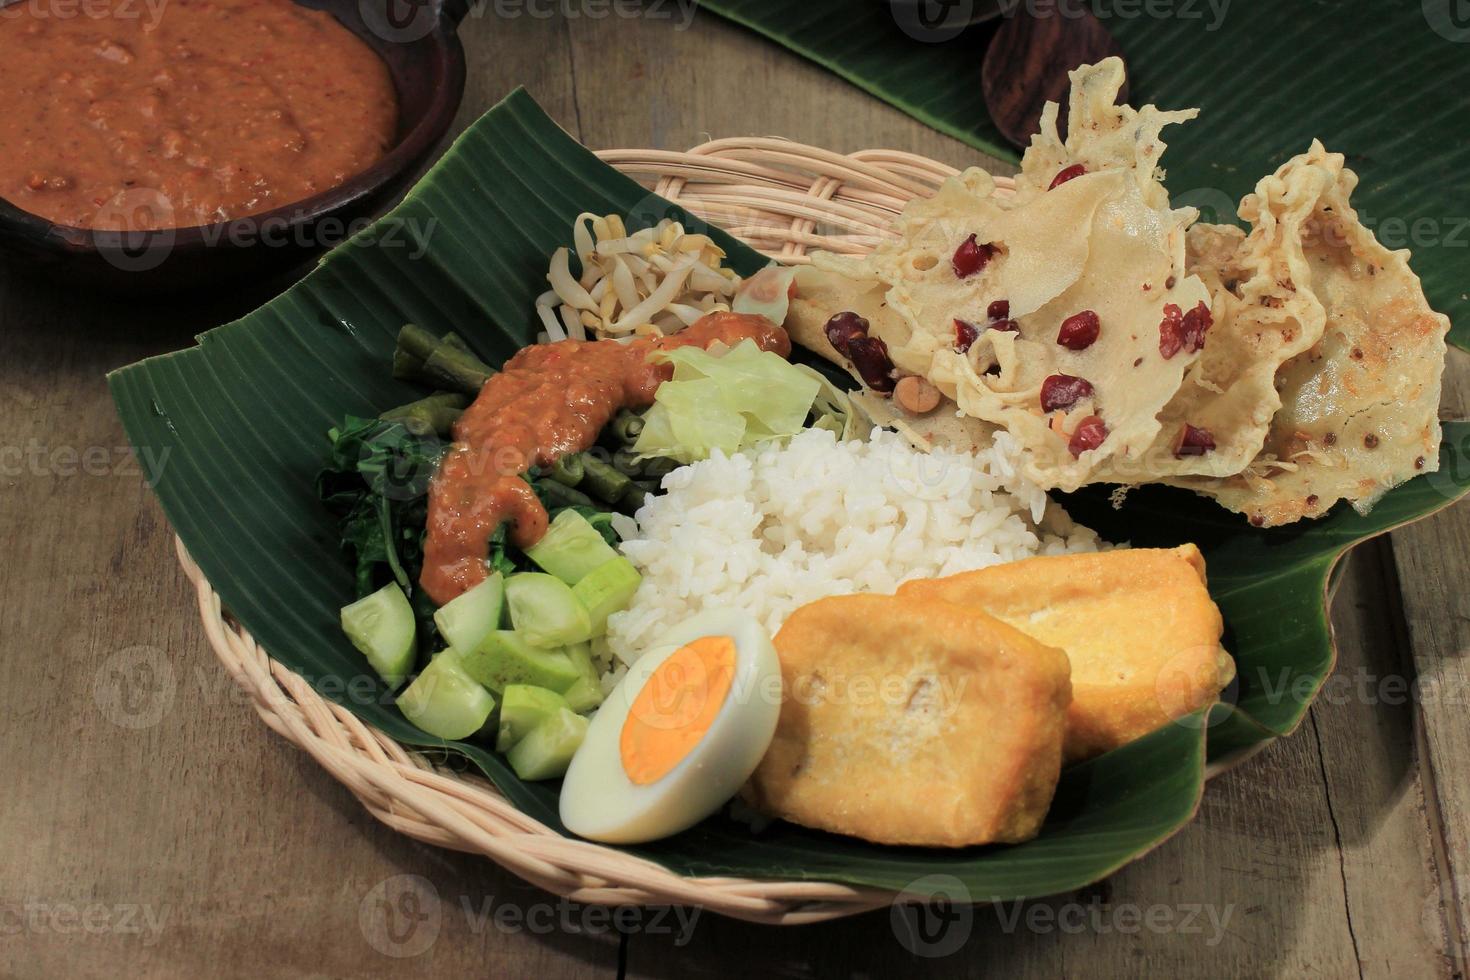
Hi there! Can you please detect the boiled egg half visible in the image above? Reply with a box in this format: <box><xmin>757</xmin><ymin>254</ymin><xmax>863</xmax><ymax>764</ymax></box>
<box><xmin>559</xmin><ymin>609</ymin><xmax>781</xmax><ymax>843</ymax></box>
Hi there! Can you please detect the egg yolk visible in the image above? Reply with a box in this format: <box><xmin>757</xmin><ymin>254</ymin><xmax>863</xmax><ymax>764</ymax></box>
<box><xmin>619</xmin><ymin>635</ymin><xmax>737</xmax><ymax>786</ymax></box>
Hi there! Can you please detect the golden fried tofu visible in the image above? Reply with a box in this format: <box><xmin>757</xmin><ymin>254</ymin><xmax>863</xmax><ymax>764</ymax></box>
<box><xmin>899</xmin><ymin>545</ymin><xmax>1232</xmax><ymax>761</ymax></box>
<box><xmin>746</xmin><ymin>594</ymin><xmax>1071</xmax><ymax>847</ymax></box>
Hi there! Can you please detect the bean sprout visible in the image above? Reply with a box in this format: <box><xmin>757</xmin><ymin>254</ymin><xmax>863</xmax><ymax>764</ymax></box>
<box><xmin>537</xmin><ymin>212</ymin><xmax>738</xmax><ymax>340</ymax></box>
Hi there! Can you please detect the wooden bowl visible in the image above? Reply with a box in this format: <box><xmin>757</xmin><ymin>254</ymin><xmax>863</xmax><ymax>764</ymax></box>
<box><xmin>0</xmin><ymin>0</ymin><xmax>468</xmax><ymax>293</ymax></box>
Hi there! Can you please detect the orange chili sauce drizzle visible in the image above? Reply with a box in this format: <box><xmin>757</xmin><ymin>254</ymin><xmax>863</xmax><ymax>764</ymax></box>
<box><xmin>420</xmin><ymin>312</ymin><xmax>791</xmax><ymax>605</ymax></box>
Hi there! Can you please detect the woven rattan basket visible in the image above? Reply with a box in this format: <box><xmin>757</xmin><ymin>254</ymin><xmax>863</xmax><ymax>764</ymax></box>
<box><xmin>180</xmin><ymin>140</ymin><xmax>1022</xmax><ymax>925</ymax></box>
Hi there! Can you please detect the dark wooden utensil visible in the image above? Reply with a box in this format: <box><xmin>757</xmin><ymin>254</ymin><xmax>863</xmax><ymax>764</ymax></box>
<box><xmin>0</xmin><ymin>0</ymin><xmax>468</xmax><ymax>293</ymax></box>
<box><xmin>981</xmin><ymin>0</ymin><xmax>1126</xmax><ymax>148</ymax></box>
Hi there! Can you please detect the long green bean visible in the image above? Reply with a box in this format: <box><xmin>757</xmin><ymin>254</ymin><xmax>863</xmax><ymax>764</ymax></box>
<box><xmin>382</xmin><ymin>391</ymin><xmax>466</xmax><ymax>413</ymax></box>
<box><xmin>580</xmin><ymin>453</ymin><xmax>632</xmax><ymax>503</ymax></box>
<box><xmin>379</xmin><ymin>392</ymin><xmax>467</xmax><ymax>437</ymax></box>
<box><xmin>397</xmin><ymin>323</ymin><xmax>442</xmax><ymax>362</ymax></box>
<box><xmin>421</xmin><ymin>348</ymin><xmax>491</xmax><ymax>394</ymax></box>
<box><xmin>538</xmin><ymin>478</ymin><xmax>594</xmax><ymax>510</ymax></box>
<box><xmin>395</xmin><ymin>324</ymin><xmax>494</xmax><ymax>394</ymax></box>
<box><xmin>611</xmin><ymin>449</ymin><xmax>642</xmax><ymax>478</ymax></box>
<box><xmin>618</xmin><ymin>484</ymin><xmax>649</xmax><ymax>512</ymax></box>
<box><xmin>611</xmin><ymin>410</ymin><xmax>645</xmax><ymax>446</ymax></box>
<box><xmin>639</xmin><ymin>455</ymin><xmax>679</xmax><ymax>479</ymax></box>
<box><xmin>392</xmin><ymin>347</ymin><xmax>426</xmax><ymax>382</ymax></box>
<box><xmin>440</xmin><ymin>332</ymin><xmax>475</xmax><ymax>357</ymax></box>
<box><xmin>549</xmin><ymin>453</ymin><xmax>586</xmax><ymax>488</ymax></box>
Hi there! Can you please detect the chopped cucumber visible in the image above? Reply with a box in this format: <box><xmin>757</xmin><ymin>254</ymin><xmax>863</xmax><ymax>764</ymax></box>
<box><xmin>505</xmin><ymin>573</ymin><xmax>593</xmax><ymax>646</ymax></box>
<box><xmin>461</xmin><ymin>631</ymin><xmax>581</xmax><ymax>694</ymax></box>
<box><xmin>561</xmin><ymin>675</ymin><xmax>605</xmax><ymax>713</ymax></box>
<box><xmin>525</xmin><ymin>510</ymin><xmax>620</xmax><ymax>585</ymax></box>
<box><xmin>433</xmin><ymin>572</ymin><xmax>504</xmax><ymax>653</ymax></box>
<box><xmin>397</xmin><ymin>652</ymin><xmax>496</xmax><ymax>740</ymax></box>
<box><xmin>495</xmin><ymin>684</ymin><xmax>572</xmax><ymax>753</ymax></box>
<box><xmin>571</xmin><ymin>557</ymin><xmax>642</xmax><ymax>636</ymax></box>
<box><xmin>563</xmin><ymin>641</ymin><xmax>598</xmax><ymax>683</ymax></box>
<box><xmin>507</xmin><ymin>707</ymin><xmax>589</xmax><ymax>781</ymax></box>
<box><xmin>340</xmin><ymin>582</ymin><xmax>417</xmax><ymax>689</ymax></box>
<box><xmin>559</xmin><ymin>642</ymin><xmax>605</xmax><ymax>712</ymax></box>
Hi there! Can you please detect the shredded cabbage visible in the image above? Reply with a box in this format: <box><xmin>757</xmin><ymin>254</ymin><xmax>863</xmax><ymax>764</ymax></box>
<box><xmin>633</xmin><ymin>340</ymin><xmax>821</xmax><ymax>463</ymax></box>
<box><xmin>795</xmin><ymin>363</ymin><xmax>871</xmax><ymax>443</ymax></box>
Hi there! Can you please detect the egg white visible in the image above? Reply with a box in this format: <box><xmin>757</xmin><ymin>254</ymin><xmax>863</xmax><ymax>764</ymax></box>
<box><xmin>559</xmin><ymin>609</ymin><xmax>781</xmax><ymax>843</ymax></box>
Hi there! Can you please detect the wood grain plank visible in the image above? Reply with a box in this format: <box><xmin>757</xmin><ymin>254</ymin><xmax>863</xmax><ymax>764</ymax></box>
<box><xmin>563</xmin><ymin>5</ymin><xmax>1003</xmax><ymax>167</ymax></box>
<box><xmin>1308</xmin><ymin>542</ymin><xmax>1454</xmax><ymax>979</ymax></box>
<box><xmin>453</xmin><ymin>8</ymin><xmax>579</xmax><ymax>141</ymax></box>
<box><xmin>1384</xmin><ymin>348</ymin><xmax>1470</xmax><ymax>978</ymax></box>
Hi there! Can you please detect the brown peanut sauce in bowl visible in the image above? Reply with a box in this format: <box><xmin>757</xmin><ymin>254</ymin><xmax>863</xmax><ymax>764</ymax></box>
<box><xmin>0</xmin><ymin>0</ymin><xmax>398</xmax><ymax>231</ymax></box>
<box><xmin>0</xmin><ymin>0</ymin><xmax>464</xmax><ymax>290</ymax></box>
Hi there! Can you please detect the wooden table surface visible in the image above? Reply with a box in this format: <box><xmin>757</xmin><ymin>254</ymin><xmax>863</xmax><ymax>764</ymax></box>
<box><xmin>5</xmin><ymin>9</ymin><xmax>1470</xmax><ymax>979</ymax></box>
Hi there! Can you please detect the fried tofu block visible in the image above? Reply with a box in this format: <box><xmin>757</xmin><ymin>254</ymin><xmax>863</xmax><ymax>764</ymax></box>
<box><xmin>899</xmin><ymin>545</ymin><xmax>1232</xmax><ymax>761</ymax></box>
<box><xmin>746</xmin><ymin>594</ymin><xmax>1071</xmax><ymax>847</ymax></box>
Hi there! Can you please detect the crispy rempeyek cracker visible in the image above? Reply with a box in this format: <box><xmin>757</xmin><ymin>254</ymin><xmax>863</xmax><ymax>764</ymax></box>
<box><xmin>787</xmin><ymin>264</ymin><xmax>911</xmax><ymax>367</ymax></box>
<box><xmin>811</xmin><ymin>166</ymin><xmax>1121</xmax><ymax>370</ymax></box>
<box><xmin>848</xmin><ymin>390</ymin><xmax>995</xmax><ymax>455</ymax></box>
<box><xmin>925</xmin><ymin>178</ymin><xmax>1209</xmax><ymax>491</ymax></box>
<box><xmin>1011</xmin><ymin>56</ymin><xmax>1197</xmax><ymax>211</ymax></box>
<box><xmin>745</xmin><ymin>594</ymin><xmax>1071</xmax><ymax>847</ymax></box>
<box><xmin>1168</xmin><ymin>146</ymin><xmax>1450</xmax><ymax>524</ymax></box>
<box><xmin>1090</xmin><ymin>147</ymin><xmax>1350</xmax><ymax>484</ymax></box>
<box><xmin>899</xmin><ymin>545</ymin><xmax>1232</xmax><ymax>762</ymax></box>
<box><xmin>810</xmin><ymin>60</ymin><xmax>1210</xmax><ymax>492</ymax></box>
<box><xmin>1183</xmin><ymin>221</ymin><xmax>1248</xmax><ymax>296</ymax></box>
<box><xmin>786</xmin><ymin>265</ymin><xmax>995</xmax><ymax>453</ymax></box>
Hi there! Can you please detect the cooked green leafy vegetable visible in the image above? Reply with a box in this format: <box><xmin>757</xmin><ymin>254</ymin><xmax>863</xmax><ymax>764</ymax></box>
<box><xmin>796</xmin><ymin>363</ymin><xmax>870</xmax><ymax>442</ymax></box>
<box><xmin>317</xmin><ymin>416</ymin><xmax>447</xmax><ymax>604</ymax></box>
<box><xmin>318</xmin><ymin>408</ymin><xmax>628</xmax><ymax>613</ymax></box>
<box><xmin>484</xmin><ymin>523</ymin><xmax>518</xmax><ymax>579</ymax></box>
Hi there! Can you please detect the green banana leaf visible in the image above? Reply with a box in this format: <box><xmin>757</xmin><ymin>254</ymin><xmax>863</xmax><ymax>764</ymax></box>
<box><xmin>699</xmin><ymin>0</ymin><xmax>1470</xmax><ymax>351</ymax></box>
<box><xmin>110</xmin><ymin>91</ymin><xmax>1470</xmax><ymax>898</ymax></box>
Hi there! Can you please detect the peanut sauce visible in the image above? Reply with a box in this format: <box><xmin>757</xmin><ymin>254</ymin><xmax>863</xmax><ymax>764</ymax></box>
<box><xmin>0</xmin><ymin>0</ymin><xmax>396</xmax><ymax>230</ymax></box>
<box><xmin>420</xmin><ymin>312</ymin><xmax>792</xmax><ymax>605</ymax></box>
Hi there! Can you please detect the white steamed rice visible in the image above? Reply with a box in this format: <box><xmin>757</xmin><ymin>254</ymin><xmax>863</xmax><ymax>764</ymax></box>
<box><xmin>603</xmin><ymin>427</ymin><xmax>1104</xmax><ymax>664</ymax></box>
